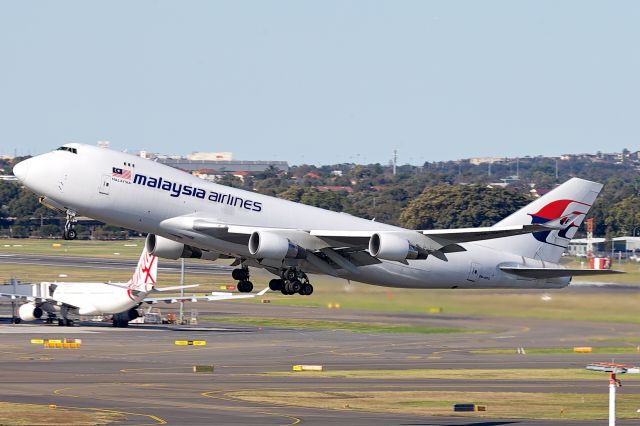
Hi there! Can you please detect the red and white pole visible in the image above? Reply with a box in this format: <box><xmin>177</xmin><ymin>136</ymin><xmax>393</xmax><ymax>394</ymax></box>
<box><xmin>609</xmin><ymin>372</ymin><xmax>616</xmax><ymax>426</ymax></box>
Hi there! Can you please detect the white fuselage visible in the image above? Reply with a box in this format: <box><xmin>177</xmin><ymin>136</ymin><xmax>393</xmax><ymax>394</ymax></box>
<box><xmin>16</xmin><ymin>144</ymin><xmax>569</xmax><ymax>289</ymax></box>
<box><xmin>44</xmin><ymin>281</ymin><xmax>145</xmax><ymax>315</ymax></box>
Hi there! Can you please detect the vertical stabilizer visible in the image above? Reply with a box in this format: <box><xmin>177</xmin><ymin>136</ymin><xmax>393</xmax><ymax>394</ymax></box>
<box><xmin>482</xmin><ymin>178</ymin><xmax>603</xmax><ymax>263</ymax></box>
<box><xmin>127</xmin><ymin>249</ymin><xmax>157</xmax><ymax>294</ymax></box>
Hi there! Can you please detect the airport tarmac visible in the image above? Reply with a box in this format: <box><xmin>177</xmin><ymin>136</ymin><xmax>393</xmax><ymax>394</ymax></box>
<box><xmin>0</xmin><ymin>253</ymin><xmax>233</xmax><ymax>276</ymax></box>
<box><xmin>0</xmin><ymin>301</ymin><xmax>639</xmax><ymax>425</ymax></box>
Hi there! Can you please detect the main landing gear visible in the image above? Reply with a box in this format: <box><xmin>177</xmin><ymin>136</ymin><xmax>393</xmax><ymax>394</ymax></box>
<box><xmin>268</xmin><ymin>268</ymin><xmax>313</xmax><ymax>296</ymax></box>
<box><xmin>232</xmin><ymin>266</ymin><xmax>254</xmax><ymax>293</ymax></box>
<box><xmin>57</xmin><ymin>306</ymin><xmax>74</xmax><ymax>326</ymax></box>
<box><xmin>63</xmin><ymin>209</ymin><xmax>77</xmax><ymax>240</ymax></box>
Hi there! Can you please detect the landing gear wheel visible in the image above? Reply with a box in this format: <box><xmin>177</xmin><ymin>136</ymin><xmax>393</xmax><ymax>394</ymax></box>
<box><xmin>232</xmin><ymin>268</ymin><xmax>248</xmax><ymax>281</ymax></box>
<box><xmin>63</xmin><ymin>209</ymin><xmax>78</xmax><ymax>240</ymax></box>
<box><xmin>299</xmin><ymin>283</ymin><xmax>314</xmax><ymax>296</ymax></box>
<box><xmin>58</xmin><ymin>319</ymin><xmax>65</xmax><ymax>326</ymax></box>
<box><xmin>11</xmin><ymin>317</ymin><xmax>21</xmax><ymax>324</ymax></box>
<box><xmin>269</xmin><ymin>279</ymin><xmax>284</xmax><ymax>291</ymax></box>
<box><xmin>286</xmin><ymin>280</ymin><xmax>301</xmax><ymax>294</ymax></box>
<box><xmin>237</xmin><ymin>280</ymin><xmax>253</xmax><ymax>293</ymax></box>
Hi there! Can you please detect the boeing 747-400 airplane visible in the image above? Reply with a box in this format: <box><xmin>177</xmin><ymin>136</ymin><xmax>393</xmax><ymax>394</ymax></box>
<box><xmin>12</xmin><ymin>144</ymin><xmax>621</xmax><ymax>296</ymax></box>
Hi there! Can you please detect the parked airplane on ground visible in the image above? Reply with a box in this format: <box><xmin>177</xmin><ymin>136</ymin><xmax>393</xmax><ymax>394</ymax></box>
<box><xmin>0</xmin><ymin>247</ymin><xmax>266</xmax><ymax>327</ymax></box>
<box><xmin>13</xmin><ymin>144</ymin><xmax>621</xmax><ymax>295</ymax></box>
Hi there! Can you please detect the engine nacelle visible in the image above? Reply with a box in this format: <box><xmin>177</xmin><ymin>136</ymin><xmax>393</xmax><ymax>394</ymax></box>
<box><xmin>18</xmin><ymin>303</ymin><xmax>43</xmax><ymax>322</ymax></box>
<box><xmin>369</xmin><ymin>233</ymin><xmax>419</xmax><ymax>262</ymax></box>
<box><xmin>248</xmin><ymin>231</ymin><xmax>306</xmax><ymax>260</ymax></box>
<box><xmin>145</xmin><ymin>234</ymin><xmax>219</xmax><ymax>261</ymax></box>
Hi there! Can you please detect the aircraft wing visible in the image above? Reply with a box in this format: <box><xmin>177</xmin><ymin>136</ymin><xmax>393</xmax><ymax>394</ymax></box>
<box><xmin>0</xmin><ymin>292</ymin><xmax>41</xmax><ymax>303</ymax></box>
<box><xmin>163</xmin><ymin>216</ymin><xmax>562</xmax><ymax>250</ymax></box>
<box><xmin>419</xmin><ymin>224</ymin><xmax>561</xmax><ymax>245</ymax></box>
<box><xmin>143</xmin><ymin>287</ymin><xmax>269</xmax><ymax>304</ymax></box>
<box><xmin>500</xmin><ymin>266</ymin><xmax>625</xmax><ymax>279</ymax></box>
<box><xmin>0</xmin><ymin>292</ymin><xmax>82</xmax><ymax>310</ymax></box>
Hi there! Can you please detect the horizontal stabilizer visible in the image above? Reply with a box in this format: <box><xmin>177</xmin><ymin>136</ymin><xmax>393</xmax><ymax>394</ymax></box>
<box><xmin>153</xmin><ymin>284</ymin><xmax>199</xmax><ymax>292</ymax></box>
<box><xmin>500</xmin><ymin>266</ymin><xmax>625</xmax><ymax>279</ymax></box>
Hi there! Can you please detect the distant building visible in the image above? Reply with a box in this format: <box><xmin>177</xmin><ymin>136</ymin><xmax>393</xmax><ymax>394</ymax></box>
<box><xmin>469</xmin><ymin>157</ymin><xmax>506</xmax><ymax>165</ymax></box>
<box><xmin>317</xmin><ymin>186</ymin><xmax>353</xmax><ymax>193</ymax></box>
<box><xmin>138</xmin><ymin>150</ymin><xmax>288</xmax><ymax>174</ymax></box>
<box><xmin>187</xmin><ymin>152</ymin><xmax>233</xmax><ymax>161</ymax></box>
<box><xmin>567</xmin><ymin>237</ymin><xmax>640</xmax><ymax>257</ymax></box>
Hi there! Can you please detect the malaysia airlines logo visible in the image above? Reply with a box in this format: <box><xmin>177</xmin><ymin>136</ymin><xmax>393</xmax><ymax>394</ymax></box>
<box><xmin>112</xmin><ymin>167</ymin><xmax>132</xmax><ymax>182</ymax></box>
<box><xmin>528</xmin><ymin>199</ymin><xmax>590</xmax><ymax>248</ymax></box>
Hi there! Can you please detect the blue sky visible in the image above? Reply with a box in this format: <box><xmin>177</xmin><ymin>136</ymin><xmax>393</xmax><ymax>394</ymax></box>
<box><xmin>1</xmin><ymin>1</ymin><xmax>638</xmax><ymax>165</ymax></box>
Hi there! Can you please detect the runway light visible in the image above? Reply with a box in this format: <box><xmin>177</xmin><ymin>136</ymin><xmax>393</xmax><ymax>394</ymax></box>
<box><xmin>574</xmin><ymin>347</ymin><xmax>593</xmax><ymax>353</ymax></box>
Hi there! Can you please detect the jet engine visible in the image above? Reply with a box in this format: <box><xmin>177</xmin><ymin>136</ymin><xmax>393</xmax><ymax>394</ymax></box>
<box><xmin>18</xmin><ymin>303</ymin><xmax>43</xmax><ymax>321</ymax></box>
<box><xmin>112</xmin><ymin>308</ymin><xmax>140</xmax><ymax>327</ymax></box>
<box><xmin>369</xmin><ymin>233</ymin><xmax>420</xmax><ymax>262</ymax></box>
<box><xmin>145</xmin><ymin>234</ymin><xmax>219</xmax><ymax>260</ymax></box>
<box><xmin>248</xmin><ymin>231</ymin><xmax>306</xmax><ymax>260</ymax></box>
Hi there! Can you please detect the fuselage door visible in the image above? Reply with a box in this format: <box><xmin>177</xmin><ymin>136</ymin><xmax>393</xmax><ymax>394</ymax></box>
<box><xmin>99</xmin><ymin>175</ymin><xmax>111</xmax><ymax>195</ymax></box>
<box><xmin>467</xmin><ymin>262</ymin><xmax>480</xmax><ymax>282</ymax></box>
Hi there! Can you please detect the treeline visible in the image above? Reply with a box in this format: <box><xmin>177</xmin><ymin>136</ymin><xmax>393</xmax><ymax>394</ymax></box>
<box><xmin>1</xmin><ymin>154</ymin><xmax>639</xmax><ymax>239</ymax></box>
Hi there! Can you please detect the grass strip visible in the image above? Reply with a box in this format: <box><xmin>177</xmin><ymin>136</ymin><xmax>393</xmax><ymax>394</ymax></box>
<box><xmin>0</xmin><ymin>401</ymin><xmax>122</xmax><ymax>425</ymax></box>
<box><xmin>263</xmin><ymin>368</ymin><xmax>640</xmax><ymax>381</ymax></box>
<box><xmin>201</xmin><ymin>316</ymin><xmax>480</xmax><ymax>334</ymax></box>
<box><xmin>227</xmin><ymin>390</ymin><xmax>640</xmax><ymax>420</ymax></box>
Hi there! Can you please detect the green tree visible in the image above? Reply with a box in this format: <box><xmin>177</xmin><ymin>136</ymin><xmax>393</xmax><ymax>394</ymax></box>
<box><xmin>399</xmin><ymin>184</ymin><xmax>530</xmax><ymax>229</ymax></box>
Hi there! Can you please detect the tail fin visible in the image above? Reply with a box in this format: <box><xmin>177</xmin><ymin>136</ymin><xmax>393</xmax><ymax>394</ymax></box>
<box><xmin>127</xmin><ymin>248</ymin><xmax>157</xmax><ymax>293</ymax></box>
<box><xmin>482</xmin><ymin>178</ymin><xmax>603</xmax><ymax>263</ymax></box>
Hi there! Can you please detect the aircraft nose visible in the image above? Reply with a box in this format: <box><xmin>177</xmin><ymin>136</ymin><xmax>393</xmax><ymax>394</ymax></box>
<box><xmin>12</xmin><ymin>159</ymin><xmax>30</xmax><ymax>182</ymax></box>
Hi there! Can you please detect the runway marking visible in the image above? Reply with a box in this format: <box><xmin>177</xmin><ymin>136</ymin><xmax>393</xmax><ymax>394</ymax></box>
<box><xmin>120</xmin><ymin>366</ymin><xmax>194</xmax><ymax>374</ymax></box>
<box><xmin>54</xmin><ymin>387</ymin><xmax>79</xmax><ymax>398</ymax></box>
<box><xmin>56</xmin><ymin>404</ymin><xmax>167</xmax><ymax>425</ymax></box>
<box><xmin>202</xmin><ymin>390</ymin><xmax>301</xmax><ymax>425</ymax></box>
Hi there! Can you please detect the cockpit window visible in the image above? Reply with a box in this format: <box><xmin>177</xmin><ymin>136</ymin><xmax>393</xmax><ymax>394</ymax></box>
<box><xmin>56</xmin><ymin>146</ymin><xmax>78</xmax><ymax>154</ymax></box>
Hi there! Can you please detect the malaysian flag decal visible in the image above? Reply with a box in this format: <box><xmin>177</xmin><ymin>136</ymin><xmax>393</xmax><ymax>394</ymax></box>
<box><xmin>112</xmin><ymin>167</ymin><xmax>132</xmax><ymax>181</ymax></box>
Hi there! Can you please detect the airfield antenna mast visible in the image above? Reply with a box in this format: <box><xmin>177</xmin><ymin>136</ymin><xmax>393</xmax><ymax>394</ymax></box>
<box><xmin>586</xmin><ymin>218</ymin><xmax>594</xmax><ymax>259</ymax></box>
<box><xmin>179</xmin><ymin>258</ymin><xmax>185</xmax><ymax>324</ymax></box>
<box><xmin>392</xmin><ymin>150</ymin><xmax>397</xmax><ymax>176</ymax></box>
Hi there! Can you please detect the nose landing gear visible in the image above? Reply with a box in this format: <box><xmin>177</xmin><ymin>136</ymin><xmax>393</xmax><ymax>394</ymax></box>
<box><xmin>63</xmin><ymin>209</ymin><xmax>77</xmax><ymax>240</ymax></box>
